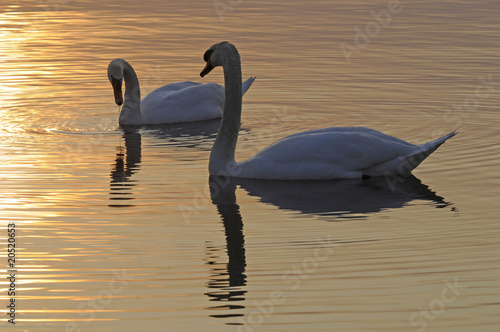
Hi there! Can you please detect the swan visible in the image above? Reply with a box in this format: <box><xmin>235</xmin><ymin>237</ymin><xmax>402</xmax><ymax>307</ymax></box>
<box><xmin>107</xmin><ymin>58</ymin><xmax>255</xmax><ymax>125</ymax></box>
<box><xmin>200</xmin><ymin>41</ymin><xmax>457</xmax><ymax>180</ymax></box>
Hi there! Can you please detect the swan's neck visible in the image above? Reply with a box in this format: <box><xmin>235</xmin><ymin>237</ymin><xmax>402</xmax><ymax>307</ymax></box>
<box><xmin>119</xmin><ymin>60</ymin><xmax>143</xmax><ymax>125</ymax></box>
<box><xmin>209</xmin><ymin>46</ymin><xmax>242</xmax><ymax>175</ymax></box>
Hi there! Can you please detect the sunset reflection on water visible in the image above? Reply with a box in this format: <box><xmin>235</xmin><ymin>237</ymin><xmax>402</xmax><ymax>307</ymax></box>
<box><xmin>0</xmin><ymin>0</ymin><xmax>499</xmax><ymax>331</ymax></box>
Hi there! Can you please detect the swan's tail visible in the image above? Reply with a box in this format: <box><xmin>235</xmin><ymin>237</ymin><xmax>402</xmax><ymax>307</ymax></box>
<box><xmin>242</xmin><ymin>76</ymin><xmax>256</xmax><ymax>95</ymax></box>
<box><xmin>398</xmin><ymin>130</ymin><xmax>457</xmax><ymax>175</ymax></box>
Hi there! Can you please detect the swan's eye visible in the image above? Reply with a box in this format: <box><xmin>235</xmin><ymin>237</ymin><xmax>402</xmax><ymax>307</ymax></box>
<box><xmin>203</xmin><ymin>49</ymin><xmax>213</xmax><ymax>62</ymax></box>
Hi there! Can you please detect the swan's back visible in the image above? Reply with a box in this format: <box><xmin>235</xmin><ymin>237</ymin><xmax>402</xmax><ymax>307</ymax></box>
<box><xmin>140</xmin><ymin>77</ymin><xmax>255</xmax><ymax>124</ymax></box>
<box><xmin>141</xmin><ymin>82</ymin><xmax>224</xmax><ymax>123</ymax></box>
<box><xmin>233</xmin><ymin>128</ymin><xmax>457</xmax><ymax>180</ymax></box>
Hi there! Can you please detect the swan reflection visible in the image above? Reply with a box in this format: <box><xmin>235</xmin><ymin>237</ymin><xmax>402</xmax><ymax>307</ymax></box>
<box><xmin>204</xmin><ymin>174</ymin><xmax>452</xmax><ymax>325</ymax></box>
<box><xmin>212</xmin><ymin>175</ymin><xmax>451</xmax><ymax>218</ymax></box>
<box><xmin>205</xmin><ymin>177</ymin><xmax>247</xmax><ymax>321</ymax></box>
<box><xmin>109</xmin><ymin>128</ymin><xmax>142</xmax><ymax>207</ymax></box>
<box><xmin>108</xmin><ymin>120</ymin><xmax>224</xmax><ymax>207</ymax></box>
<box><xmin>139</xmin><ymin>119</ymin><xmax>221</xmax><ymax>150</ymax></box>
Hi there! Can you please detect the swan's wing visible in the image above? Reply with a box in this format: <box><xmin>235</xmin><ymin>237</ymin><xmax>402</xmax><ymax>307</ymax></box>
<box><xmin>238</xmin><ymin>129</ymin><xmax>419</xmax><ymax>179</ymax></box>
<box><xmin>139</xmin><ymin>77</ymin><xmax>255</xmax><ymax>124</ymax></box>
<box><xmin>141</xmin><ymin>82</ymin><xmax>224</xmax><ymax>123</ymax></box>
<box><xmin>148</xmin><ymin>81</ymin><xmax>205</xmax><ymax>94</ymax></box>
<box><xmin>242</xmin><ymin>77</ymin><xmax>256</xmax><ymax>95</ymax></box>
<box><xmin>282</xmin><ymin>127</ymin><xmax>415</xmax><ymax>147</ymax></box>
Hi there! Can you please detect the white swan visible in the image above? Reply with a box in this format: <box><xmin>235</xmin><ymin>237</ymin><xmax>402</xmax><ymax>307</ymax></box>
<box><xmin>107</xmin><ymin>58</ymin><xmax>255</xmax><ymax>125</ymax></box>
<box><xmin>200</xmin><ymin>41</ymin><xmax>457</xmax><ymax>180</ymax></box>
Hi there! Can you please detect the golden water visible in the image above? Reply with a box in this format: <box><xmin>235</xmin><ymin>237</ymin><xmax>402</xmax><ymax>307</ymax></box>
<box><xmin>0</xmin><ymin>0</ymin><xmax>499</xmax><ymax>331</ymax></box>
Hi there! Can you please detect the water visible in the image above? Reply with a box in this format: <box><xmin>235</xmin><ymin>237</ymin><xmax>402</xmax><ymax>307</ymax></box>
<box><xmin>1</xmin><ymin>0</ymin><xmax>499</xmax><ymax>331</ymax></box>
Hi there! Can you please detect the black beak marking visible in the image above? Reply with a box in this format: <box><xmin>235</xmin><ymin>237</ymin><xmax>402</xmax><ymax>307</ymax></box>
<box><xmin>111</xmin><ymin>76</ymin><xmax>123</xmax><ymax>106</ymax></box>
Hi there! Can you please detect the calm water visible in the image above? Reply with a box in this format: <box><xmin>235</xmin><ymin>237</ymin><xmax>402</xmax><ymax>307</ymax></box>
<box><xmin>1</xmin><ymin>0</ymin><xmax>499</xmax><ymax>331</ymax></box>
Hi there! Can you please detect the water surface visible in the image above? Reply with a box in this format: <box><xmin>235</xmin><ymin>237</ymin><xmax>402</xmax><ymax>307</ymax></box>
<box><xmin>1</xmin><ymin>1</ymin><xmax>499</xmax><ymax>331</ymax></box>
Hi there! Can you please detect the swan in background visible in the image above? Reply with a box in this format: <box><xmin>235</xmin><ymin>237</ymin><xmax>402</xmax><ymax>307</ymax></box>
<box><xmin>107</xmin><ymin>58</ymin><xmax>255</xmax><ymax>125</ymax></box>
<box><xmin>200</xmin><ymin>41</ymin><xmax>457</xmax><ymax>180</ymax></box>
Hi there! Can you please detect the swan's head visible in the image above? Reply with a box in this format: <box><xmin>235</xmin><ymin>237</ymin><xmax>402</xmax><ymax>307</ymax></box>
<box><xmin>200</xmin><ymin>41</ymin><xmax>233</xmax><ymax>77</ymax></box>
<box><xmin>107</xmin><ymin>59</ymin><xmax>124</xmax><ymax>106</ymax></box>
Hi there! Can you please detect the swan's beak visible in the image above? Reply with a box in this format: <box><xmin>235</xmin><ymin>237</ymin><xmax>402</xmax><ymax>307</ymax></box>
<box><xmin>111</xmin><ymin>76</ymin><xmax>123</xmax><ymax>106</ymax></box>
<box><xmin>200</xmin><ymin>59</ymin><xmax>214</xmax><ymax>77</ymax></box>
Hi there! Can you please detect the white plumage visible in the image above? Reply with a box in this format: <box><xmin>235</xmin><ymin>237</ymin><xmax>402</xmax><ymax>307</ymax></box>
<box><xmin>107</xmin><ymin>58</ymin><xmax>255</xmax><ymax>125</ymax></box>
<box><xmin>201</xmin><ymin>42</ymin><xmax>456</xmax><ymax>180</ymax></box>
<box><xmin>237</xmin><ymin>127</ymin><xmax>457</xmax><ymax>179</ymax></box>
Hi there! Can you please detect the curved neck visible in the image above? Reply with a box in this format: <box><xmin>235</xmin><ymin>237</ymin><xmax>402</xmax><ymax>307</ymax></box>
<box><xmin>209</xmin><ymin>45</ymin><xmax>242</xmax><ymax>175</ymax></box>
<box><xmin>119</xmin><ymin>60</ymin><xmax>143</xmax><ymax>125</ymax></box>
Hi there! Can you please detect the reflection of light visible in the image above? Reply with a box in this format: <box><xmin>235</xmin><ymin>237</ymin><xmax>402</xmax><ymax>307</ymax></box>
<box><xmin>0</xmin><ymin>197</ymin><xmax>22</xmax><ymax>206</ymax></box>
<box><xmin>0</xmin><ymin>192</ymin><xmax>64</xmax><ymax>223</ymax></box>
<box><xmin>0</xmin><ymin>14</ymin><xmax>30</xmax><ymax>107</ymax></box>
<box><xmin>0</xmin><ymin>9</ymin><xmax>76</xmax><ymax>130</ymax></box>
<box><xmin>12</xmin><ymin>318</ymin><xmax>119</xmax><ymax>322</ymax></box>
<box><xmin>0</xmin><ymin>197</ymin><xmax>41</xmax><ymax>223</ymax></box>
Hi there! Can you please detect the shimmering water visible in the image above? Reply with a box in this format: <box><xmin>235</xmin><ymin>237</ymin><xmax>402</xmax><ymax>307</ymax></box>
<box><xmin>1</xmin><ymin>0</ymin><xmax>499</xmax><ymax>331</ymax></box>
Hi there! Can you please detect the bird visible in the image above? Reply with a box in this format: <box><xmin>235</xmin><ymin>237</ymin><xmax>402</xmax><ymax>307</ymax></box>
<box><xmin>107</xmin><ymin>58</ymin><xmax>255</xmax><ymax>125</ymax></box>
<box><xmin>200</xmin><ymin>41</ymin><xmax>456</xmax><ymax>180</ymax></box>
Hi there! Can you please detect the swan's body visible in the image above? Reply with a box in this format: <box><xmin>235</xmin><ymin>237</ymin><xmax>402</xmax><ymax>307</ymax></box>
<box><xmin>107</xmin><ymin>58</ymin><xmax>255</xmax><ymax>125</ymax></box>
<box><xmin>235</xmin><ymin>127</ymin><xmax>456</xmax><ymax>179</ymax></box>
<box><xmin>200</xmin><ymin>42</ymin><xmax>456</xmax><ymax>180</ymax></box>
